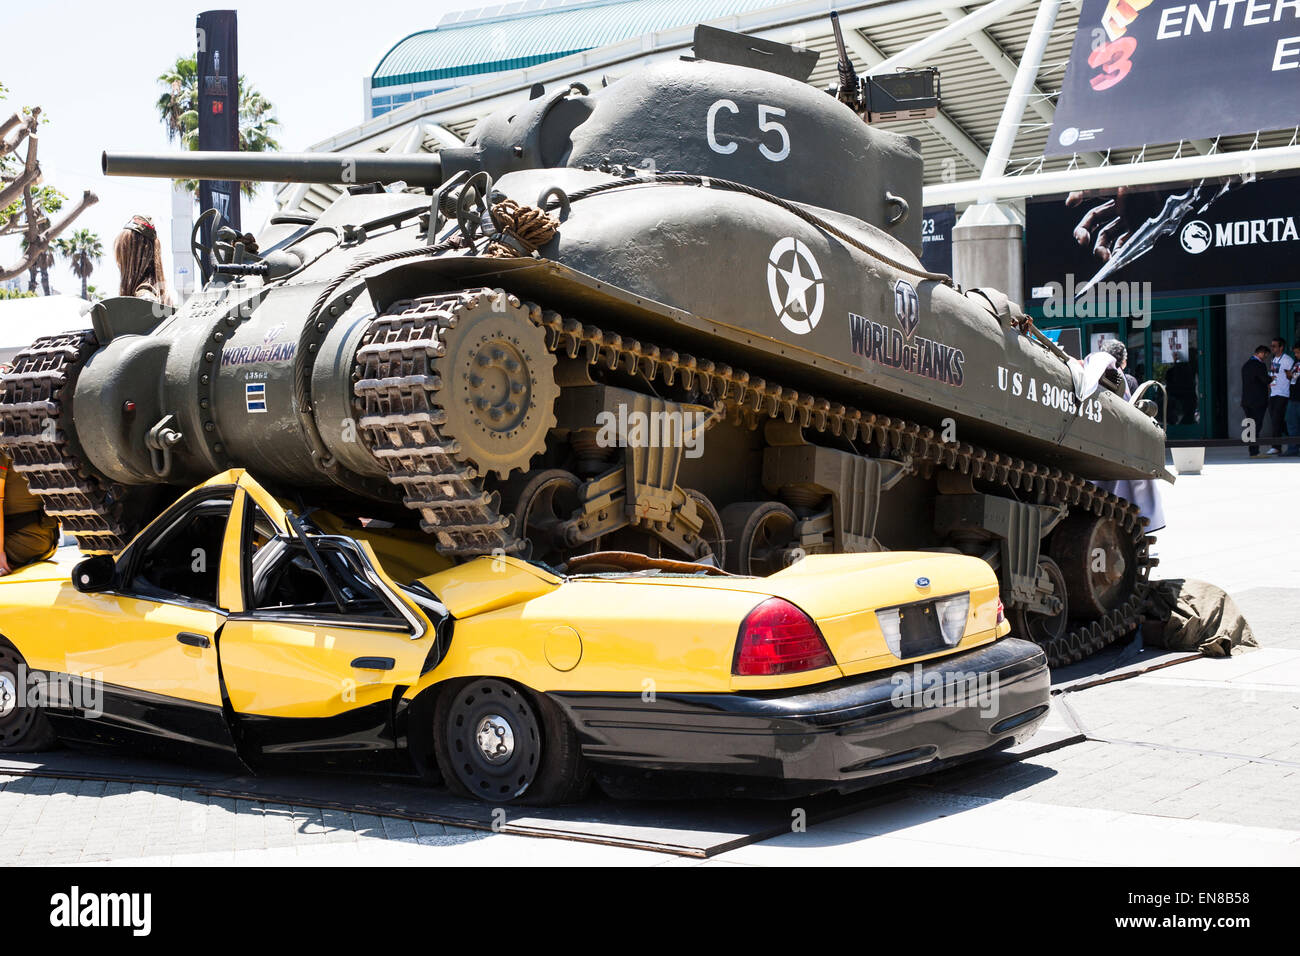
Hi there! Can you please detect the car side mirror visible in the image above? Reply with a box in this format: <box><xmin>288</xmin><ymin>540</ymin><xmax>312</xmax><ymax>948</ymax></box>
<box><xmin>72</xmin><ymin>554</ymin><xmax>116</xmax><ymax>592</ymax></box>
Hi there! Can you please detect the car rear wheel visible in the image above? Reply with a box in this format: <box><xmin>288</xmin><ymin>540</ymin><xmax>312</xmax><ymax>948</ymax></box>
<box><xmin>433</xmin><ymin>678</ymin><xmax>591</xmax><ymax>805</ymax></box>
<box><xmin>0</xmin><ymin>639</ymin><xmax>57</xmax><ymax>752</ymax></box>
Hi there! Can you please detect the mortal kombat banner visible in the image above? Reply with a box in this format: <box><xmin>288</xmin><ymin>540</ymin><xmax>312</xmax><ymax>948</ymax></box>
<box><xmin>1024</xmin><ymin>170</ymin><xmax>1300</xmax><ymax>301</ymax></box>
<box><xmin>196</xmin><ymin>8</ymin><xmax>240</xmax><ymax>276</ymax></box>
<box><xmin>1048</xmin><ymin>0</ymin><xmax>1300</xmax><ymax>155</ymax></box>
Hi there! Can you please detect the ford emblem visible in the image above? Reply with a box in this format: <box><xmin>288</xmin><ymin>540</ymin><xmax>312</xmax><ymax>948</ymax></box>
<box><xmin>916</xmin><ymin>577</ymin><xmax>930</xmax><ymax>588</ymax></box>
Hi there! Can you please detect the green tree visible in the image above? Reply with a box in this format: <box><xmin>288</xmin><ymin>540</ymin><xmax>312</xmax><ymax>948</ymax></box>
<box><xmin>156</xmin><ymin>55</ymin><xmax>281</xmax><ymax>199</ymax></box>
<box><xmin>1</xmin><ymin>82</ymin><xmax>96</xmax><ymax>286</ymax></box>
<box><xmin>55</xmin><ymin>228</ymin><xmax>103</xmax><ymax>300</ymax></box>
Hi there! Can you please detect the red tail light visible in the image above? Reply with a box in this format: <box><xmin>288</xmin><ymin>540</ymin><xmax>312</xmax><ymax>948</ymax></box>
<box><xmin>996</xmin><ymin>599</ymin><xmax>1005</xmax><ymax>624</ymax></box>
<box><xmin>734</xmin><ymin>598</ymin><xmax>835</xmax><ymax>676</ymax></box>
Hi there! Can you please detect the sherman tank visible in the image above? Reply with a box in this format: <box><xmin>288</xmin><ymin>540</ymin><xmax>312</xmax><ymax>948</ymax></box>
<box><xmin>0</xmin><ymin>24</ymin><xmax>1170</xmax><ymax>666</ymax></box>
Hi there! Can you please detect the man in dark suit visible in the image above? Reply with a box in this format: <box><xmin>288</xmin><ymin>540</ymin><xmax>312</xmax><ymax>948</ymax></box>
<box><xmin>1242</xmin><ymin>345</ymin><xmax>1271</xmax><ymax>457</ymax></box>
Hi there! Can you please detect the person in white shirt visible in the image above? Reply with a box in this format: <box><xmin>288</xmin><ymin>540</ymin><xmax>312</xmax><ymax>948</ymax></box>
<box><xmin>1266</xmin><ymin>337</ymin><xmax>1294</xmax><ymax>456</ymax></box>
<box><xmin>1091</xmin><ymin>340</ymin><xmax>1166</xmax><ymax>533</ymax></box>
<box><xmin>1286</xmin><ymin>342</ymin><xmax>1300</xmax><ymax>457</ymax></box>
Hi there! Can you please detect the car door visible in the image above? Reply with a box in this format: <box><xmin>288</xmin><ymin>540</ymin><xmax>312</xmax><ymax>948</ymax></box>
<box><xmin>48</xmin><ymin>482</ymin><xmax>241</xmax><ymax>763</ymax></box>
<box><xmin>216</xmin><ymin>489</ymin><xmax>432</xmax><ymax>760</ymax></box>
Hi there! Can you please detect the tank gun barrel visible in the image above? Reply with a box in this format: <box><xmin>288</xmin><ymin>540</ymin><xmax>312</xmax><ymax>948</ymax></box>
<box><xmin>102</xmin><ymin>150</ymin><xmax>445</xmax><ymax>188</ymax></box>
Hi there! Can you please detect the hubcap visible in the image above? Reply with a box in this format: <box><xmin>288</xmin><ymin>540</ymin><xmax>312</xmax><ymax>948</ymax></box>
<box><xmin>466</xmin><ymin>338</ymin><xmax>532</xmax><ymax>435</ymax></box>
<box><xmin>475</xmin><ymin>713</ymin><xmax>515</xmax><ymax>763</ymax></box>
<box><xmin>0</xmin><ymin>672</ymin><xmax>16</xmax><ymax>718</ymax></box>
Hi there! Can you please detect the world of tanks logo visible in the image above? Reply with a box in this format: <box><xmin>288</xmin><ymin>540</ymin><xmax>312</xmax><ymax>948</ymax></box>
<box><xmin>894</xmin><ymin>278</ymin><xmax>920</xmax><ymax>338</ymax></box>
<box><xmin>847</xmin><ymin>279</ymin><xmax>965</xmax><ymax>387</ymax></box>
<box><xmin>221</xmin><ymin>341</ymin><xmax>297</xmax><ymax>366</ymax></box>
<box><xmin>767</xmin><ymin>237</ymin><xmax>824</xmax><ymax>335</ymax></box>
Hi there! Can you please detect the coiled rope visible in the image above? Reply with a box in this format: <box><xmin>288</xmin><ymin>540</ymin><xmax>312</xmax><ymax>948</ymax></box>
<box><xmin>482</xmin><ymin>198</ymin><xmax>561</xmax><ymax>258</ymax></box>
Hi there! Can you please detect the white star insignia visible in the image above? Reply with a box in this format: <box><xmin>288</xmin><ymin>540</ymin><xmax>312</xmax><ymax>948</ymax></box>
<box><xmin>778</xmin><ymin>254</ymin><xmax>818</xmax><ymax>315</ymax></box>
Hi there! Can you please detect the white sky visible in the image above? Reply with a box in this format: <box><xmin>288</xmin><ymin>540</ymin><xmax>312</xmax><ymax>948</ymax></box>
<box><xmin>1</xmin><ymin>0</ymin><xmax>481</xmax><ymax>297</ymax></box>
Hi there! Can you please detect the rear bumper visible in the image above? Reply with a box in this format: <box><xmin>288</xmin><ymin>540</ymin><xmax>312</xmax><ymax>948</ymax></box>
<box><xmin>548</xmin><ymin>638</ymin><xmax>1049</xmax><ymax>797</ymax></box>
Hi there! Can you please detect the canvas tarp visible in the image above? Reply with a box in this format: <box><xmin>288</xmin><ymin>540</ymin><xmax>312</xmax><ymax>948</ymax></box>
<box><xmin>1143</xmin><ymin>579</ymin><xmax>1258</xmax><ymax>658</ymax></box>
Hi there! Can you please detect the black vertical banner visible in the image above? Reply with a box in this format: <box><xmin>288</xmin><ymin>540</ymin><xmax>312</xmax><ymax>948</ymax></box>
<box><xmin>196</xmin><ymin>10</ymin><xmax>239</xmax><ymax>283</ymax></box>
<box><xmin>920</xmin><ymin>205</ymin><xmax>955</xmax><ymax>276</ymax></box>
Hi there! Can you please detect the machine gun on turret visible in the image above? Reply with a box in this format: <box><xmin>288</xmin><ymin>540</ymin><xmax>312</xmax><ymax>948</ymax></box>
<box><xmin>827</xmin><ymin>11</ymin><xmax>941</xmax><ymax>123</ymax></box>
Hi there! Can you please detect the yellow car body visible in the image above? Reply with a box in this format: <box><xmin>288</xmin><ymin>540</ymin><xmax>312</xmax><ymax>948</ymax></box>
<box><xmin>0</xmin><ymin>470</ymin><xmax>1050</xmax><ymax>803</ymax></box>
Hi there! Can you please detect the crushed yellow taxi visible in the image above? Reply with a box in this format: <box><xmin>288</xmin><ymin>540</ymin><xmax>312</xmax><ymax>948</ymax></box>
<box><xmin>0</xmin><ymin>470</ymin><xmax>1049</xmax><ymax>804</ymax></box>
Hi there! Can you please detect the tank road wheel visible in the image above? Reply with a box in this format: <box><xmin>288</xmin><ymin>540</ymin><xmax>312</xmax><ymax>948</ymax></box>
<box><xmin>1051</xmin><ymin>513</ymin><xmax>1138</xmax><ymax>620</ymax></box>
<box><xmin>683</xmin><ymin>488</ymin><xmax>725</xmax><ymax>567</ymax></box>
<box><xmin>508</xmin><ymin>468</ymin><xmax>583</xmax><ymax>566</ymax></box>
<box><xmin>1010</xmin><ymin>556</ymin><xmax>1070</xmax><ymax>650</ymax></box>
<box><xmin>0</xmin><ymin>639</ymin><xmax>57</xmax><ymax>752</ymax></box>
<box><xmin>435</xmin><ymin>295</ymin><xmax>560</xmax><ymax>481</ymax></box>
<box><xmin>433</xmin><ymin>678</ymin><xmax>591</xmax><ymax>805</ymax></box>
<box><xmin>721</xmin><ymin>500</ymin><xmax>798</xmax><ymax>576</ymax></box>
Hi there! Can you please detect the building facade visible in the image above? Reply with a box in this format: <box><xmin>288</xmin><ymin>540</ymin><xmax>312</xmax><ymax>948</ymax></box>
<box><xmin>364</xmin><ymin>0</ymin><xmax>782</xmax><ymax>119</ymax></box>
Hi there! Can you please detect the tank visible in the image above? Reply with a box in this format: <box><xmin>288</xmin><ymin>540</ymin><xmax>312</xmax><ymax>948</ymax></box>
<box><xmin>0</xmin><ymin>25</ymin><xmax>1169</xmax><ymax>667</ymax></box>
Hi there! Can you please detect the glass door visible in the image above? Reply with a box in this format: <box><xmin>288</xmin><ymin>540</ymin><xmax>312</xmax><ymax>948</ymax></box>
<box><xmin>1084</xmin><ymin>321</ymin><xmax>1121</xmax><ymax>358</ymax></box>
<box><xmin>1126</xmin><ymin>328</ymin><xmax>1148</xmax><ymax>387</ymax></box>
<box><xmin>1151</xmin><ymin>316</ymin><xmax>1205</xmax><ymax>439</ymax></box>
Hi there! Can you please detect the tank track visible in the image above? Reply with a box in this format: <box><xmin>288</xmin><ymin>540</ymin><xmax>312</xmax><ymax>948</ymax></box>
<box><xmin>353</xmin><ymin>288</ymin><xmax>1154</xmax><ymax>667</ymax></box>
<box><xmin>352</xmin><ymin>293</ymin><xmax>524</xmax><ymax>558</ymax></box>
<box><xmin>0</xmin><ymin>331</ymin><xmax>132</xmax><ymax>553</ymax></box>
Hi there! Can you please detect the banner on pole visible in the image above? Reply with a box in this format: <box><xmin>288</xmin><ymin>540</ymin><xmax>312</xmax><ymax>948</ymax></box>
<box><xmin>196</xmin><ymin>9</ymin><xmax>240</xmax><ymax>282</ymax></box>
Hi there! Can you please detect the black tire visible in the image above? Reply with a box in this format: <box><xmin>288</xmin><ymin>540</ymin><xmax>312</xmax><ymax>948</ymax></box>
<box><xmin>504</xmin><ymin>468</ymin><xmax>583</xmax><ymax>566</ymax></box>
<box><xmin>1050</xmin><ymin>512</ymin><xmax>1137</xmax><ymax>620</ymax></box>
<box><xmin>432</xmin><ymin>678</ymin><xmax>591</xmax><ymax>805</ymax></box>
<box><xmin>0</xmin><ymin>639</ymin><xmax>58</xmax><ymax>752</ymax></box>
<box><xmin>721</xmin><ymin>500</ymin><xmax>798</xmax><ymax>576</ymax></box>
<box><xmin>683</xmin><ymin>488</ymin><xmax>725</xmax><ymax>567</ymax></box>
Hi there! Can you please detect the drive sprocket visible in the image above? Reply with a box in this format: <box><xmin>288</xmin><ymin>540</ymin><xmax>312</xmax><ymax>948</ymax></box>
<box><xmin>433</xmin><ymin>292</ymin><xmax>559</xmax><ymax>481</ymax></box>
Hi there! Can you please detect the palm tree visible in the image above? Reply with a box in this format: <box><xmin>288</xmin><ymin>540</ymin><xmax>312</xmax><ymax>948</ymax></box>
<box><xmin>55</xmin><ymin>228</ymin><xmax>103</xmax><ymax>300</ymax></box>
<box><xmin>155</xmin><ymin>55</ymin><xmax>281</xmax><ymax>199</ymax></box>
<box><xmin>19</xmin><ymin>234</ymin><xmax>53</xmax><ymax>295</ymax></box>
<box><xmin>155</xmin><ymin>56</ymin><xmax>198</xmax><ymax>145</ymax></box>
